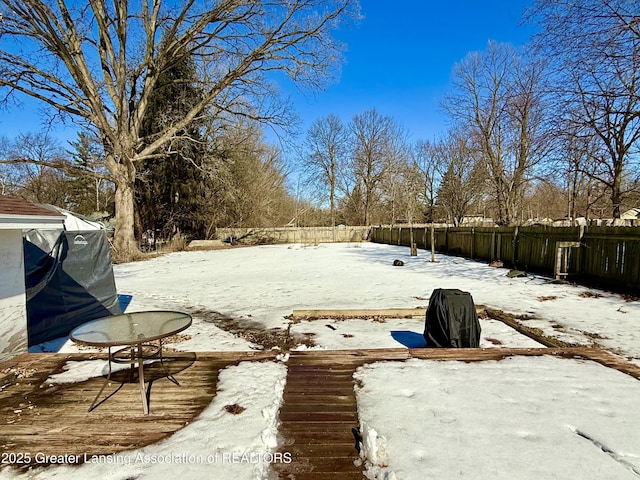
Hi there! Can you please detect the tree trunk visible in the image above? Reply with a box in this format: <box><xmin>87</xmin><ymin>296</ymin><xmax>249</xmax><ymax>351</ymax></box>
<box><xmin>611</xmin><ymin>190</ymin><xmax>622</xmax><ymax>219</ymax></box>
<box><xmin>112</xmin><ymin>164</ymin><xmax>141</xmax><ymax>262</ymax></box>
<box><xmin>330</xmin><ymin>183</ymin><xmax>336</xmax><ymax>242</ymax></box>
<box><xmin>363</xmin><ymin>190</ymin><xmax>370</xmax><ymax>226</ymax></box>
<box><xmin>611</xmin><ymin>155</ymin><xmax>624</xmax><ymax>219</ymax></box>
<box><xmin>493</xmin><ymin>178</ymin><xmax>508</xmax><ymax>225</ymax></box>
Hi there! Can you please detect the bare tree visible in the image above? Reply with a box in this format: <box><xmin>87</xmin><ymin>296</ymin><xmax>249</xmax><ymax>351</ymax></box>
<box><xmin>527</xmin><ymin>0</ymin><xmax>640</xmax><ymax>60</ymax></box>
<box><xmin>529</xmin><ymin>0</ymin><xmax>640</xmax><ymax>218</ymax></box>
<box><xmin>444</xmin><ymin>42</ymin><xmax>550</xmax><ymax>225</ymax></box>
<box><xmin>0</xmin><ymin>136</ymin><xmax>17</xmax><ymax>195</ymax></box>
<box><xmin>0</xmin><ymin>0</ymin><xmax>359</xmax><ymax>260</ymax></box>
<box><xmin>396</xmin><ymin>160</ymin><xmax>426</xmax><ymax>225</ymax></box>
<box><xmin>412</xmin><ymin>139</ymin><xmax>443</xmax><ymax>222</ymax></box>
<box><xmin>527</xmin><ymin>180</ymin><xmax>567</xmax><ymax>220</ymax></box>
<box><xmin>435</xmin><ymin>130</ymin><xmax>486</xmax><ymax>226</ymax></box>
<box><xmin>202</xmin><ymin>120</ymin><xmax>293</xmax><ymax>230</ymax></box>
<box><xmin>550</xmin><ymin>124</ymin><xmax>606</xmax><ymax>221</ymax></box>
<box><xmin>349</xmin><ymin>109</ymin><xmax>396</xmax><ymax>225</ymax></box>
<box><xmin>67</xmin><ymin>131</ymin><xmax>114</xmax><ymax>216</ymax></box>
<box><xmin>303</xmin><ymin>114</ymin><xmax>349</xmax><ymax>230</ymax></box>
<box><xmin>378</xmin><ymin>122</ymin><xmax>411</xmax><ymax>224</ymax></box>
<box><xmin>2</xmin><ymin>131</ymin><xmax>70</xmax><ymax>204</ymax></box>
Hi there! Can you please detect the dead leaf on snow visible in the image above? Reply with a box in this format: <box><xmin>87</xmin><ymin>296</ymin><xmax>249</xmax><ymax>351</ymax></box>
<box><xmin>537</xmin><ymin>296</ymin><xmax>557</xmax><ymax>302</ymax></box>
<box><xmin>621</xmin><ymin>294</ymin><xmax>640</xmax><ymax>303</ymax></box>
<box><xmin>579</xmin><ymin>291</ymin><xmax>603</xmax><ymax>299</ymax></box>
<box><xmin>224</xmin><ymin>404</ymin><xmax>246</xmax><ymax>415</ymax></box>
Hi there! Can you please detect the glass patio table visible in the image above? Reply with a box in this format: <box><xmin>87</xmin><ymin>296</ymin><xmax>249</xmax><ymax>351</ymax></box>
<box><xmin>69</xmin><ymin>310</ymin><xmax>192</xmax><ymax>414</ymax></box>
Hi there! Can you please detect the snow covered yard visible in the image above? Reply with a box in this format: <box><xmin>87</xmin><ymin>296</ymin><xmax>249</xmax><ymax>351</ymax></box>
<box><xmin>5</xmin><ymin>242</ymin><xmax>640</xmax><ymax>480</ymax></box>
<box><xmin>355</xmin><ymin>356</ymin><xmax>640</xmax><ymax>479</ymax></box>
<box><xmin>63</xmin><ymin>241</ymin><xmax>640</xmax><ymax>359</ymax></box>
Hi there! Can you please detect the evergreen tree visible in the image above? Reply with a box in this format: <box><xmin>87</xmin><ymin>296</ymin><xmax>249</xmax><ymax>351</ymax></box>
<box><xmin>135</xmin><ymin>38</ymin><xmax>206</xmax><ymax>242</ymax></box>
<box><xmin>67</xmin><ymin>131</ymin><xmax>114</xmax><ymax>216</ymax></box>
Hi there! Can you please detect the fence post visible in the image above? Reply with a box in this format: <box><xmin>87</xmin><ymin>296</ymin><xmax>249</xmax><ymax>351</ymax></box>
<box><xmin>491</xmin><ymin>229</ymin><xmax>496</xmax><ymax>262</ymax></box>
<box><xmin>513</xmin><ymin>226</ymin><xmax>519</xmax><ymax>267</ymax></box>
<box><xmin>471</xmin><ymin>227</ymin><xmax>475</xmax><ymax>259</ymax></box>
<box><xmin>577</xmin><ymin>225</ymin><xmax>585</xmax><ymax>275</ymax></box>
<box><xmin>444</xmin><ymin>226</ymin><xmax>449</xmax><ymax>252</ymax></box>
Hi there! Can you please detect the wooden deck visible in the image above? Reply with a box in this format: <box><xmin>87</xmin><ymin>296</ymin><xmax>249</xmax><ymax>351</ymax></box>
<box><xmin>273</xmin><ymin>353</ymin><xmax>365</xmax><ymax>480</ymax></box>
<box><xmin>0</xmin><ymin>351</ymin><xmax>275</xmax><ymax>466</ymax></box>
<box><xmin>1</xmin><ymin>347</ymin><xmax>639</xmax><ymax>478</ymax></box>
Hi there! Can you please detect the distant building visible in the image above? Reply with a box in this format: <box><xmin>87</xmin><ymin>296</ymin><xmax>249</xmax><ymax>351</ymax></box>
<box><xmin>461</xmin><ymin>215</ymin><xmax>495</xmax><ymax>226</ymax></box>
<box><xmin>621</xmin><ymin>208</ymin><xmax>640</xmax><ymax>220</ymax></box>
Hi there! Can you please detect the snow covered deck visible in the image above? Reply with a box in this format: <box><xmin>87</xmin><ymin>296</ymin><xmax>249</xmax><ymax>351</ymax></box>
<box><xmin>0</xmin><ymin>351</ymin><xmax>275</xmax><ymax>466</ymax></box>
<box><xmin>3</xmin><ymin>242</ymin><xmax>640</xmax><ymax>479</ymax></box>
<box><xmin>1</xmin><ymin>347</ymin><xmax>638</xmax><ymax>479</ymax></box>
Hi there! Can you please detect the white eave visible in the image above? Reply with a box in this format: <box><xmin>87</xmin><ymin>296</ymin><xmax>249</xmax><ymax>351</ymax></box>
<box><xmin>0</xmin><ymin>214</ymin><xmax>65</xmax><ymax>230</ymax></box>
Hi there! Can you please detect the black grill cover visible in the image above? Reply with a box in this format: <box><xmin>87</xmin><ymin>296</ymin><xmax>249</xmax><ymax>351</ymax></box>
<box><xmin>424</xmin><ymin>289</ymin><xmax>481</xmax><ymax>348</ymax></box>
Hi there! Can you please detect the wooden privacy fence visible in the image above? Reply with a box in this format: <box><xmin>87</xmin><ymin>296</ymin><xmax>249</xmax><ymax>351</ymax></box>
<box><xmin>370</xmin><ymin>225</ymin><xmax>640</xmax><ymax>295</ymax></box>
<box><xmin>216</xmin><ymin>226</ymin><xmax>370</xmax><ymax>244</ymax></box>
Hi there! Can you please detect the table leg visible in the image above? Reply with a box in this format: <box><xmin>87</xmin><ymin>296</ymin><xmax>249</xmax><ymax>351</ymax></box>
<box><xmin>89</xmin><ymin>346</ymin><xmax>114</xmax><ymax>412</ymax></box>
<box><xmin>137</xmin><ymin>343</ymin><xmax>149</xmax><ymax>414</ymax></box>
<box><xmin>158</xmin><ymin>338</ymin><xmax>180</xmax><ymax>386</ymax></box>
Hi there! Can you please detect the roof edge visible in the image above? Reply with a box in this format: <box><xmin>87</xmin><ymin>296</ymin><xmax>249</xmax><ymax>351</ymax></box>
<box><xmin>0</xmin><ymin>214</ymin><xmax>65</xmax><ymax>230</ymax></box>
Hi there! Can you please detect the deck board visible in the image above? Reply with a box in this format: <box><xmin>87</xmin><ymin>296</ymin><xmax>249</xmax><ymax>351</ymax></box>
<box><xmin>1</xmin><ymin>346</ymin><xmax>638</xmax><ymax>478</ymax></box>
<box><xmin>0</xmin><ymin>351</ymin><xmax>275</xmax><ymax>467</ymax></box>
<box><xmin>273</xmin><ymin>352</ymin><xmax>367</xmax><ymax>479</ymax></box>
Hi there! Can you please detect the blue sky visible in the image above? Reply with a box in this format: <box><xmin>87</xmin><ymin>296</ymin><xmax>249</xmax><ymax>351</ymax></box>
<box><xmin>0</xmin><ymin>1</ymin><xmax>536</xmax><ymax>147</ymax></box>
<box><xmin>286</xmin><ymin>0</ymin><xmax>537</xmax><ymax>143</ymax></box>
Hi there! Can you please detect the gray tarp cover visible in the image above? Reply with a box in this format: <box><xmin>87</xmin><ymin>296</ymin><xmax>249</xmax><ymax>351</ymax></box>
<box><xmin>423</xmin><ymin>288</ymin><xmax>481</xmax><ymax>348</ymax></box>
<box><xmin>24</xmin><ymin>230</ymin><xmax>121</xmax><ymax>346</ymax></box>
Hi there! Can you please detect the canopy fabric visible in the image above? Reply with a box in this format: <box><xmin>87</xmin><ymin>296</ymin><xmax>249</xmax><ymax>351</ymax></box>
<box><xmin>38</xmin><ymin>204</ymin><xmax>105</xmax><ymax>231</ymax></box>
<box><xmin>24</xmin><ymin>229</ymin><xmax>121</xmax><ymax>346</ymax></box>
